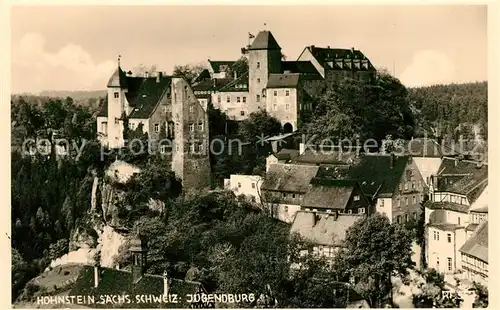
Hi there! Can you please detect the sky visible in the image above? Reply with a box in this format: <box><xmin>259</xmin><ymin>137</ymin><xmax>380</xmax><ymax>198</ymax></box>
<box><xmin>10</xmin><ymin>5</ymin><xmax>487</xmax><ymax>93</ymax></box>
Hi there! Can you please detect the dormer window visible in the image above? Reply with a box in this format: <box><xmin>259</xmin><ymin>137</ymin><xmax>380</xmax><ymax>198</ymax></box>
<box><xmin>114</xmin><ymin>92</ymin><xmax>119</xmax><ymax>98</ymax></box>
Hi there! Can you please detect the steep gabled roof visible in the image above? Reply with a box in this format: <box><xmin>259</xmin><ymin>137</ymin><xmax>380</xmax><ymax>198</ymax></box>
<box><xmin>290</xmin><ymin>211</ymin><xmax>362</xmax><ymax>246</ymax></box>
<box><xmin>217</xmin><ymin>71</ymin><xmax>250</xmax><ymax>92</ymax></box>
<box><xmin>261</xmin><ymin>164</ymin><xmax>319</xmax><ymax>193</ymax></box>
<box><xmin>425</xmin><ymin>201</ymin><xmax>470</xmax><ymax>213</ymax></box>
<box><xmin>248</xmin><ymin>31</ymin><xmax>281</xmax><ymax>50</ymax></box>
<box><xmin>282</xmin><ymin>61</ymin><xmax>322</xmax><ymax>78</ymax></box>
<box><xmin>460</xmin><ymin>221</ymin><xmax>488</xmax><ymax>263</ymax></box>
<box><xmin>208</xmin><ymin>60</ymin><xmax>236</xmax><ymax>73</ymax></box>
<box><xmin>107</xmin><ymin>66</ymin><xmax>128</xmax><ymax>88</ymax></box>
<box><xmin>128</xmin><ymin>76</ymin><xmax>172</xmax><ymax>119</ymax></box>
<box><xmin>346</xmin><ymin>155</ymin><xmax>409</xmax><ymax>197</ymax></box>
<box><xmin>302</xmin><ymin>179</ymin><xmax>359</xmax><ymax>209</ymax></box>
<box><xmin>304</xmin><ymin>46</ymin><xmax>375</xmax><ymax>71</ymax></box>
<box><xmin>292</xmin><ymin>149</ymin><xmax>357</xmax><ymax>165</ymax></box>
<box><xmin>266</xmin><ymin>73</ymin><xmax>300</xmax><ymax>88</ymax></box>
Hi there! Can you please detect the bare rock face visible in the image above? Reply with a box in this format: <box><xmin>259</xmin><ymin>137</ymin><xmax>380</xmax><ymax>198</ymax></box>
<box><xmin>69</xmin><ymin>226</ymin><xmax>98</xmax><ymax>251</ymax></box>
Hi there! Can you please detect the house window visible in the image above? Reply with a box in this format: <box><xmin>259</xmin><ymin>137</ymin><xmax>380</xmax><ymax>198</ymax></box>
<box><xmin>283</xmin><ymin>193</ymin><xmax>286</xmax><ymax>198</ymax></box>
<box><xmin>226</xmin><ymin>96</ymin><xmax>230</xmax><ymax>103</ymax></box>
<box><xmin>413</xmin><ymin>196</ymin><xmax>416</xmax><ymax>204</ymax></box>
<box><xmin>237</xmin><ymin>97</ymin><xmax>241</xmax><ymax>103</ymax></box>
<box><xmin>348</xmin><ymin>210</ymin><xmax>352</xmax><ymax>214</ymax></box>
<box><xmin>189</xmin><ymin>123</ymin><xmax>194</xmax><ymax>132</ymax></box>
<box><xmin>189</xmin><ymin>105</ymin><xmax>194</xmax><ymax>113</ymax></box>
<box><xmin>285</xmin><ymin>104</ymin><xmax>290</xmax><ymax>111</ymax></box>
<box><xmin>218</xmin><ymin>96</ymin><xmax>221</xmax><ymax>103</ymax></box>
<box><xmin>436</xmin><ymin>231</ymin><xmax>440</xmax><ymax>241</ymax></box>
<box><xmin>198</xmin><ymin>121</ymin><xmax>204</xmax><ymax>131</ymax></box>
<box><xmin>163</xmin><ymin>106</ymin><xmax>168</xmax><ymax>113</ymax></box>
<box><xmin>418</xmin><ymin>180</ymin><xmax>422</xmax><ymax>188</ymax></box>
<box><xmin>358</xmin><ymin>207</ymin><xmax>365</xmax><ymax>214</ymax></box>
<box><xmin>405</xmin><ymin>197</ymin><xmax>408</xmax><ymax>205</ymax></box>
<box><xmin>242</xmin><ymin>97</ymin><xmax>246</xmax><ymax>103</ymax></box>
<box><xmin>102</xmin><ymin>122</ymin><xmax>108</xmax><ymax>134</ymax></box>
<box><xmin>274</xmin><ymin>90</ymin><xmax>278</xmax><ymax>96</ymax></box>
<box><xmin>257</xmin><ymin>62</ymin><xmax>260</xmax><ymax>68</ymax></box>
<box><xmin>447</xmin><ymin>233</ymin><xmax>452</xmax><ymax>243</ymax></box>
<box><xmin>160</xmin><ymin>144</ymin><xmax>167</xmax><ymax>154</ymax></box>
<box><xmin>251</xmin><ymin>183</ymin><xmax>255</xmax><ymax>189</ymax></box>
<box><xmin>189</xmin><ymin>143</ymin><xmax>195</xmax><ymax>153</ymax></box>
<box><xmin>257</xmin><ymin>78</ymin><xmax>261</xmax><ymax>83</ymax></box>
<box><xmin>240</xmin><ymin>111</ymin><xmax>245</xmax><ymax>116</ymax></box>
<box><xmin>154</xmin><ymin>123</ymin><xmax>160</xmax><ymax>133</ymax></box>
<box><xmin>273</xmin><ymin>104</ymin><xmax>277</xmax><ymax>111</ymax></box>
<box><xmin>447</xmin><ymin>257</ymin><xmax>452</xmax><ymax>271</ymax></box>
<box><xmin>285</xmin><ymin>90</ymin><xmax>290</xmax><ymax>96</ymax></box>
<box><xmin>404</xmin><ymin>182</ymin><xmax>409</xmax><ymax>190</ymax></box>
<box><xmin>380</xmin><ymin>199</ymin><xmax>384</xmax><ymax>207</ymax></box>
<box><xmin>397</xmin><ymin>198</ymin><xmax>401</xmax><ymax>207</ymax></box>
<box><xmin>284</xmin><ymin>205</ymin><xmax>289</xmax><ymax>213</ymax></box>
<box><xmin>114</xmin><ymin>92</ymin><xmax>119</xmax><ymax>98</ymax></box>
<box><xmin>458</xmin><ymin>217</ymin><xmax>461</xmax><ymax>225</ymax></box>
<box><xmin>412</xmin><ymin>181</ymin><xmax>416</xmax><ymax>189</ymax></box>
<box><xmin>238</xmin><ymin>182</ymin><xmax>241</xmax><ymax>188</ymax></box>
<box><xmin>399</xmin><ymin>184</ymin><xmax>403</xmax><ymax>191</ymax></box>
<box><xmin>413</xmin><ymin>212</ymin><xmax>417</xmax><ymax>220</ymax></box>
<box><xmin>256</xmin><ymin>95</ymin><xmax>260</xmax><ymax>102</ymax></box>
<box><xmin>354</xmin><ymin>195</ymin><xmax>360</xmax><ymax>201</ymax></box>
<box><xmin>397</xmin><ymin>215</ymin><xmax>401</xmax><ymax>223</ymax></box>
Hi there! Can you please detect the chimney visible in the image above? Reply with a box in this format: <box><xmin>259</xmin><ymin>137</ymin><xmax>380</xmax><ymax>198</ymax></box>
<box><xmin>390</xmin><ymin>153</ymin><xmax>395</xmax><ymax>169</ymax></box>
<box><xmin>351</xmin><ymin>47</ymin><xmax>355</xmax><ymax>52</ymax></box>
<box><xmin>94</xmin><ymin>265</ymin><xmax>100</xmax><ymax>288</ymax></box>
<box><xmin>156</xmin><ymin>71</ymin><xmax>162</xmax><ymax>83</ymax></box>
<box><xmin>334</xmin><ymin>210</ymin><xmax>339</xmax><ymax>221</ymax></box>
<box><xmin>163</xmin><ymin>270</ymin><xmax>169</xmax><ymax>296</ymax></box>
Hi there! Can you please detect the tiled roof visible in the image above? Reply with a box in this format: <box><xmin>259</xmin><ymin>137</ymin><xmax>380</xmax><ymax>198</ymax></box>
<box><xmin>261</xmin><ymin>164</ymin><xmax>319</xmax><ymax>193</ymax></box>
<box><xmin>192</xmin><ymin>78</ymin><xmax>234</xmax><ymax>92</ymax></box>
<box><xmin>274</xmin><ymin>148</ymin><xmax>300</xmax><ymax>161</ymax></box>
<box><xmin>266</xmin><ymin>73</ymin><xmax>300</xmax><ymax>88</ymax></box>
<box><xmin>249</xmin><ymin>31</ymin><xmax>281</xmax><ymax>50</ymax></box>
<box><xmin>282</xmin><ymin>61</ymin><xmax>322</xmax><ymax>78</ymax></box>
<box><xmin>70</xmin><ymin>266</ymin><xmax>205</xmax><ymax>308</ymax></box>
<box><xmin>107</xmin><ymin>66</ymin><xmax>128</xmax><ymax>88</ymax></box>
<box><xmin>302</xmin><ymin>179</ymin><xmax>358</xmax><ymax>209</ymax></box>
<box><xmin>443</xmin><ymin>171</ymin><xmax>487</xmax><ymax>204</ymax></box>
<box><xmin>425</xmin><ymin>201</ymin><xmax>470</xmax><ymax>213</ymax></box>
<box><xmin>208</xmin><ymin>60</ymin><xmax>235</xmax><ymax>73</ymax></box>
<box><xmin>292</xmin><ymin>149</ymin><xmax>357</xmax><ymax>165</ymax></box>
<box><xmin>306</xmin><ymin>46</ymin><xmax>375</xmax><ymax>71</ymax></box>
<box><xmin>428</xmin><ymin>222</ymin><xmax>462</xmax><ymax>231</ymax></box>
<box><xmin>346</xmin><ymin>154</ymin><xmax>409</xmax><ymax>197</ymax></box>
<box><xmin>460</xmin><ymin>221</ymin><xmax>488</xmax><ymax>263</ymax></box>
<box><xmin>217</xmin><ymin>71</ymin><xmax>250</xmax><ymax>92</ymax></box>
<box><xmin>128</xmin><ymin>77</ymin><xmax>172</xmax><ymax>119</ymax></box>
<box><xmin>98</xmin><ymin>76</ymin><xmax>171</xmax><ymax>119</ymax></box>
<box><xmin>290</xmin><ymin>211</ymin><xmax>362</xmax><ymax>246</ymax></box>
<box><xmin>437</xmin><ymin>157</ymin><xmax>484</xmax><ymax>176</ymax></box>
<box><xmin>466</xmin><ymin>223</ymin><xmax>479</xmax><ymax>231</ymax></box>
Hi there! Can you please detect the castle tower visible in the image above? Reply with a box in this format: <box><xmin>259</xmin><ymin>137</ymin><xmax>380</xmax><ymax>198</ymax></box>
<box><xmin>248</xmin><ymin>31</ymin><xmax>282</xmax><ymax>111</ymax></box>
<box><xmin>106</xmin><ymin>56</ymin><xmax>129</xmax><ymax>148</ymax></box>
<box><xmin>129</xmin><ymin>235</ymin><xmax>147</xmax><ymax>283</ymax></box>
<box><xmin>171</xmin><ymin>78</ymin><xmax>211</xmax><ymax>190</ymax></box>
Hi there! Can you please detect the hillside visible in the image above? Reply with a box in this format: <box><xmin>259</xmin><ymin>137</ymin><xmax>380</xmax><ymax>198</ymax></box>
<box><xmin>408</xmin><ymin>81</ymin><xmax>487</xmax><ymax>140</ymax></box>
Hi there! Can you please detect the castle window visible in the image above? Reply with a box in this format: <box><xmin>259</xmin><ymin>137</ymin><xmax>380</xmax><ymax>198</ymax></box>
<box><xmin>256</xmin><ymin>95</ymin><xmax>260</xmax><ymax>102</ymax></box>
<box><xmin>413</xmin><ymin>195</ymin><xmax>416</xmax><ymax>204</ymax></box>
<box><xmin>257</xmin><ymin>78</ymin><xmax>261</xmax><ymax>84</ymax></box>
<box><xmin>257</xmin><ymin>62</ymin><xmax>260</xmax><ymax>68</ymax></box>
<box><xmin>285</xmin><ymin>90</ymin><xmax>290</xmax><ymax>96</ymax></box>
<box><xmin>114</xmin><ymin>92</ymin><xmax>119</xmax><ymax>98</ymax></box>
<box><xmin>154</xmin><ymin>123</ymin><xmax>160</xmax><ymax>133</ymax></box>
<box><xmin>237</xmin><ymin>97</ymin><xmax>241</xmax><ymax>103</ymax></box>
<box><xmin>285</xmin><ymin>104</ymin><xmax>290</xmax><ymax>111</ymax></box>
<box><xmin>240</xmin><ymin>111</ymin><xmax>245</xmax><ymax>116</ymax></box>
<box><xmin>242</xmin><ymin>97</ymin><xmax>246</xmax><ymax>103</ymax></box>
<box><xmin>251</xmin><ymin>183</ymin><xmax>256</xmax><ymax>189</ymax></box>
<box><xmin>218</xmin><ymin>96</ymin><xmax>221</xmax><ymax>104</ymax></box>
<box><xmin>273</xmin><ymin>90</ymin><xmax>278</xmax><ymax>96</ymax></box>
<box><xmin>447</xmin><ymin>233</ymin><xmax>452</xmax><ymax>243</ymax></box>
<box><xmin>189</xmin><ymin>123</ymin><xmax>194</xmax><ymax>132</ymax></box>
<box><xmin>226</xmin><ymin>96</ymin><xmax>230</xmax><ymax>103</ymax></box>
<box><xmin>198</xmin><ymin>121</ymin><xmax>204</xmax><ymax>131</ymax></box>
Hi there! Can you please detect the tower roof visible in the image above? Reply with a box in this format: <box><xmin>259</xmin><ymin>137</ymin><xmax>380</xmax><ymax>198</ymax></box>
<box><xmin>248</xmin><ymin>31</ymin><xmax>281</xmax><ymax>51</ymax></box>
<box><xmin>107</xmin><ymin>66</ymin><xmax>128</xmax><ymax>88</ymax></box>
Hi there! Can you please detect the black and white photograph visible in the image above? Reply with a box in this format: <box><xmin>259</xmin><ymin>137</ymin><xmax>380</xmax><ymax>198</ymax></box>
<box><xmin>9</xmin><ymin>4</ymin><xmax>491</xmax><ymax>309</ymax></box>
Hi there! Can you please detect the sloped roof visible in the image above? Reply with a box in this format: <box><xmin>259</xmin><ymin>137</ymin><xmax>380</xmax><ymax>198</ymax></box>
<box><xmin>249</xmin><ymin>31</ymin><xmax>281</xmax><ymax>50</ymax></box>
<box><xmin>218</xmin><ymin>71</ymin><xmax>250</xmax><ymax>92</ymax></box>
<box><xmin>107</xmin><ymin>66</ymin><xmax>128</xmax><ymax>88</ymax></box>
<box><xmin>346</xmin><ymin>155</ymin><xmax>409</xmax><ymax>197</ymax></box>
<box><xmin>261</xmin><ymin>164</ymin><xmax>319</xmax><ymax>193</ymax></box>
<box><xmin>442</xmin><ymin>169</ymin><xmax>488</xmax><ymax>203</ymax></box>
<box><xmin>437</xmin><ymin>157</ymin><xmax>484</xmax><ymax>176</ymax></box>
<box><xmin>208</xmin><ymin>60</ymin><xmax>235</xmax><ymax>73</ymax></box>
<box><xmin>290</xmin><ymin>211</ymin><xmax>362</xmax><ymax>246</ymax></box>
<box><xmin>292</xmin><ymin>149</ymin><xmax>357</xmax><ymax>165</ymax></box>
<box><xmin>425</xmin><ymin>201</ymin><xmax>470</xmax><ymax>213</ymax></box>
<box><xmin>267</xmin><ymin>73</ymin><xmax>300</xmax><ymax>88</ymax></box>
<box><xmin>460</xmin><ymin>221</ymin><xmax>488</xmax><ymax>263</ymax></box>
<box><xmin>305</xmin><ymin>46</ymin><xmax>375</xmax><ymax>71</ymax></box>
<box><xmin>428</xmin><ymin>222</ymin><xmax>462</xmax><ymax>231</ymax></box>
<box><xmin>274</xmin><ymin>148</ymin><xmax>300</xmax><ymax>161</ymax></box>
<box><xmin>70</xmin><ymin>266</ymin><xmax>205</xmax><ymax>308</ymax></box>
<box><xmin>302</xmin><ymin>179</ymin><xmax>358</xmax><ymax>209</ymax></box>
<box><xmin>466</xmin><ymin>223</ymin><xmax>479</xmax><ymax>231</ymax></box>
<box><xmin>282</xmin><ymin>61</ymin><xmax>322</xmax><ymax>78</ymax></box>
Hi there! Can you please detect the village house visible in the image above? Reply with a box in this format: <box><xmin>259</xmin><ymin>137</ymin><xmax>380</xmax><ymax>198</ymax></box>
<box><xmin>96</xmin><ymin>63</ymin><xmax>211</xmax><ymax>190</ymax></box>
<box><xmin>424</xmin><ymin>157</ymin><xmax>488</xmax><ymax>275</ymax></box>
<box><xmin>460</xmin><ymin>221</ymin><xmax>488</xmax><ymax>286</ymax></box>
<box><xmin>224</xmin><ymin>174</ymin><xmax>264</xmax><ymax>203</ymax></box>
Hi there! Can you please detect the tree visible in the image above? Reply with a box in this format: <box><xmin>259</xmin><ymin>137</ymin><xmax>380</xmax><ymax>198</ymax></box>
<box><xmin>231</xmin><ymin>57</ymin><xmax>249</xmax><ymax>77</ymax></box>
<box><xmin>132</xmin><ymin>64</ymin><xmax>157</xmax><ymax>76</ymax></box>
<box><xmin>173</xmin><ymin>63</ymin><xmax>205</xmax><ymax>83</ymax></box>
<box><xmin>333</xmin><ymin>213</ymin><xmax>415</xmax><ymax>307</ymax></box>
<box><xmin>238</xmin><ymin>110</ymin><xmax>282</xmax><ymax>143</ymax></box>
<box><xmin>471</xmin><ymin>282</ymin><xmax>488</xmax><ymax>308</ymax></box>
